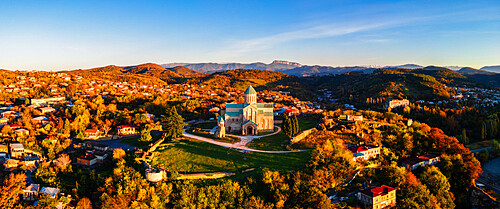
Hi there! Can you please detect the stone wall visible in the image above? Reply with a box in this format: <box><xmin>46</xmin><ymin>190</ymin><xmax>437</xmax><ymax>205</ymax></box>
<box><xmin>145</xmin><ymin>168</ymin><xmax>164</xmax><ymax>182</ymax></box>
<box><xmin>290</xmin><ymin>128</ymin><xmax>317</xmax><ymax>144</ymax></box>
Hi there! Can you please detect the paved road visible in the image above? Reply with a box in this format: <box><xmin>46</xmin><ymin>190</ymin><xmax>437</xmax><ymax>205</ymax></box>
<box><xmin>182</xmin><ymin>131</ymin><xmax>311</xmax><ymax>154</ymax></box>
<box><xmin>471</xmin><ymin>146</ymin><xmax>492</xmax><ymax>153</ymax></box>
<box><xmin>228</xmin><ymin>126</ymin><xmax>282</xmax><ymax>146</ymax></box>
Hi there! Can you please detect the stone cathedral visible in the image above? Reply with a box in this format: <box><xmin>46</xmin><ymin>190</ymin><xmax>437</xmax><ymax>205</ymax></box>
<box><xmin>216</xmin><ymin>86</ymin><xmax>274</xmax><ymax>137</ymax></box>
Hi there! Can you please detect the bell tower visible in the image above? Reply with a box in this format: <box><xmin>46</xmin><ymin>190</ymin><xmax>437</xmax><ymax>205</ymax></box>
<box><xmin>244</xmin><ymin>86</ymin><xmax>257</xmax><ymax>104</ymax></box>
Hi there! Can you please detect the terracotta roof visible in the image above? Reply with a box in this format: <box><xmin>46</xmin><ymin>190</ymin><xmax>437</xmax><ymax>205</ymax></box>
<box><xmin>360</xmin><ymin>185</ymin><xmax>395</xmax><ymax>197</ymax></box>
<box><xmin>85</xmin><ymin>129</ymin><xmax>99</xmax><ymax>133</ymax></box>
<box><xmin>349</xmin><ymin>146</ymin><xmax>368</xmax><ymax>153</ymax></box>
<box><xmin>118</xmin><ymin>124</ymin><xmax>138</xmax><ymax>129</ymax></box>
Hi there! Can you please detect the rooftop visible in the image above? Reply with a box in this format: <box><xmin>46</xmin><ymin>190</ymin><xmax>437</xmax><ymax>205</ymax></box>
<box><xmin>244</xmin><ymin>86</ymin><xmax>257</xmax><ymax>95</ymax></box>
<box><xmin>360</xmin><ymin>185</ymin><xmax>395</xmax><ymax>197</ymax></box>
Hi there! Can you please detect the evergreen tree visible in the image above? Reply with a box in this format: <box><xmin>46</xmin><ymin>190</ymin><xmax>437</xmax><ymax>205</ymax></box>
<box><xmin>139</xmin><ymin>124</ymin><xmax>152</xmax><ymax>142</ymax></box>
<box><xmin>282</xmin><ymin>114</ymin><xmax>293</xmax><ymax>138</ymax></box>
<box><xmin>161</xmin><ymin>106</ymin><xmax>187</xmax><ymax>139</ymax></box>
<box><xmin>461</xmin><ymin>128</ymin><xmax>468</xmax><ymax>145</ymax></box>
<box><xmin>481</xmin><ymin>122</ymin><xmax>487</xmax><ymax>140</ymax></box>
<box><xmin>292</xmin><ymin>115</ymin><xmax>300</xmax><ymax>136</ymax></box>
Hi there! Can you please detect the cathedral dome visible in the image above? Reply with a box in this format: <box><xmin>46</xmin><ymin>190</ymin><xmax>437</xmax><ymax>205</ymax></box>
<box><xmin>244</xmin><ymin>86</ymin><xmax>257</xmax><ymax>95</ymax></box>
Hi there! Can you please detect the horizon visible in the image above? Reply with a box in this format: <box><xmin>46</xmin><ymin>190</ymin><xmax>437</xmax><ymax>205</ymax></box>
<box><xmin>1</xmin><ymin>0</ymin><xmax>500</xmax><ymax>70</ymax></box>
<box><xmin>2</xmin><ymin>60</ymin><xmax>498</xmax><ymax>73</ymax></box>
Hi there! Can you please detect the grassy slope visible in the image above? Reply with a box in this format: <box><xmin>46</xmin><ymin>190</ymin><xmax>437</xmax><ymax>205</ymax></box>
<box><xmin>150</xmin><ymin>138</ymin><xmax>311</xmax><ymax>173</ymax></box>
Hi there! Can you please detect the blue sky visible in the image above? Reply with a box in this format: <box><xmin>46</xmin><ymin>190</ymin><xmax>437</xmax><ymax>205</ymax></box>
<box><xmin>0</xmin><ymin>0</ymin><xmax>499</xmax><ymax>70</ymax></box>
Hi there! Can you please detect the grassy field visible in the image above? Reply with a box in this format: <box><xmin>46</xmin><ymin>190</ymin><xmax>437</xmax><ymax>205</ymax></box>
<box><xmin>189</xmin><ymin>131</ymin><xmax>241</xmax><ymax>143</ymax></box>
<box><xmin>121</xmin><ymin>133</ymin><xmax>162</xmax><ymax>149</ymax></box>
<box><xmin>150</xmin><ymin>138</ymin><xmax>311</xmax><ymax>174</ymax></box>
<box><xmin>247</xmin><ymin>117</ymin><xmax>318</xmax><ymax>151</ymax></box>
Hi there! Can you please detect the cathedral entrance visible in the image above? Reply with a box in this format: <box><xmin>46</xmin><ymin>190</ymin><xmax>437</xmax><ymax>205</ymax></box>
<box><xmin>246</xmin><ymin>126</ymin><xmax>254</xmax><ymax>135</ymax></box>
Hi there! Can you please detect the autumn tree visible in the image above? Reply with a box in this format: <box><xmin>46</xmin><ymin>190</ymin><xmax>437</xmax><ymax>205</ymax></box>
<box><xmin>76</xmin><ymin>197</ymin><xmax>93</xmax><ymax>209</ymax></box>
<box><xmin>419</xmin><ymin>166</ymin><xmax>455</xmax><ymax>209</ymax></box>
<box><xmin>139</xmin><ymin>124</ymin><xmax>152</xmax><ymax>142</ymax></box>
<box><xmin>0</xmin><ymin>173</ymin><xmax>26</xmax><ymax>208</ymax></box>
<box><xmin>113</xmin><ymin>148</ymin><xmax>126</xmax><ymax>160</ymax></box>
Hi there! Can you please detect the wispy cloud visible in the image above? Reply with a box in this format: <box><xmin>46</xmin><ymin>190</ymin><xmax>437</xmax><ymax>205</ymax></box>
<box><xmin>214</xmin><ymin>10</ymin><xmax>482</xmax><ymax>58</ymax></box>
<box><xmin>218</xmin><ymin>21</ymin><xmax>394</xmax><ymax>57</ymax></box>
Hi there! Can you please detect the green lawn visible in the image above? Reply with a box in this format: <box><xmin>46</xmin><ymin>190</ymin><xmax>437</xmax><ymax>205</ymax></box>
<box><xmin>150</xmin><ymin>138</ymin><xmax>311</xmax><ymax>174</ymax></box>
<box><xmin>247</xmin><ymin>131</ymin><xmax>290</xmax><ymax>151</ymax></box>
<box><xmin>298</xmin><ymin>117</ymin><xmax>318</xmax><ymax>131</ymax></box>
<box><xmin>247</xmin><ymin>117</ymin><xmax>318</xmax><ymax>151</ymax></box>
<box><xmin>256</xmin><ymin>127</ymin><xmax>278</xmax><ymax>136</ymax></box>
<box><xmin>189</xmin><ymin>131</ymin><xmax>241</xmax><ymax>143</ymax></box>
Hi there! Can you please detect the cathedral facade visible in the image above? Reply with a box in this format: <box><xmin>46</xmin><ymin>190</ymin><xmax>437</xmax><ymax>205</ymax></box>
<box><xmin>216</xmin><ymin>86</ymin><xmax>274</xmax><ymax>137</ymax></box>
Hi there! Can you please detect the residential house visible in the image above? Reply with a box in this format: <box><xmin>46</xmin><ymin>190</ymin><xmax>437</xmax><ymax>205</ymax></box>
<box><xmin>15</xmin><ymin>128</ymin><xmax>29</xmax><ymax>136</ymax></box>
<box><xmin>23</xmin><ymin>184</ymin><xmax>40</xmax><ymax>201</ymax></box>
<box><xmin>9</xmin><ymin>143</ymin><xmax>24</xmax><ymax>159</ymax></box>
<box><xmin>82</xmin><ymin>141</ymin><xmax>110</xmax><ymax>152</ymax></box>
<box><xmin>0</xmin><ymin>117</ymin><xmax>8</xmax><ymax>126</ymax></box>
<box><xmin>387</xmin><ymin>99</ymin><xmax>409</xmax><ymax>110</ymax></box>
<box><xmin>348</xmin><ymin>145</ymin><xmax>380</xmax><ymax>161</ymax></box>
<box><xmin>347</xmin><ymin>115</ymin><xmax>363</xmax><ymax>123</ymax></box>
<box><xmin>85</xmin><ymin>129</ymin><xmax>100</xmax><ymax>139</ymax></box>
<box><xmin>39</xmin><ymin>187</ymin><xmax>60</xmax><ymax>198</ymax></box>
<box><xmin>4</xmin><ymin>124</ymin><xmax>21</xmax><ymax>130</ymax></box>
<box><xmin>1</xmin><ymin>110</ymin><xmax>17</xmax><ymax>118</ymax></box>
<box><xmin>76</xmin><ymin>154</ymin><xmax>97</xmax><ymax>167</ymax></box>
<box><xmin>31</xmin><ymin>97</ymin><xmax>66</xmax><ymax>106</ymax></box>
<box><xmin>94</xmin><ymin>152</ymin><xmax>108</xmax><ymax>162</ymax></box>
<box><xmin>3</xmin><ymin>158</ymin><xmax>20</xmax><ymax>169</ymax></box>
<box><xmin>39</xmin><ymin>107</ymin><xmax>56</xmax><ymax>114</ymax></box>
<box><xmin>117</xmin><ymin>125</ymin><xmax>138</xmax><ymax>135</ymax></box>
<box><xmin>358</xmin><ymin>185</ymin><xmax>396</xmax><ymax>209</ymax></box>
<box><xmin>402</xmin><ymin>154</ymin><xmax>440</xmax><ymax>170</ymax></box>
<box><xmin>32</xmin><ymin>116</ymin><xmax>48</xmax><ymax>124</ymax></box>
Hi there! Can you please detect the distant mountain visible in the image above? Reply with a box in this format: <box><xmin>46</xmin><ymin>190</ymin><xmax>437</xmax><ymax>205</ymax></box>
<box><xmin>457</xmin><ymin>67</ymin><xmax>492</xmax><ymax>75</ymax></box>
<box><xmin>161</xmin><ymin>63</ymin><xmax>190</xmax><ymax>68</ymax></box>
<box><xmin>162</xmin><ymin>60</ymin><xmax>301</xmax><ymax>73</ymax></box>
<box><xmin>444</xmin><ymin>66</ymin><xmax>465</xmax><ymax>71</ymax></box>
<box><xmin>480</xmin><ymin>65</ymin><xmax>500</xmax><ymax>73</ymax></box>
<box><xmin>390</xmin><ymin>64</ymin><xmax>423</xmax><ymax>69</ymax></box>
<box><xmin>280</xmin><ymin>65</ymin><xmax>376</xmax><ymax>76</ymax></box>
<box><xmin>422</xmin><ymin>65</ymin><xmax>452</xmax><ymax>71</ymax></box>
<box><xmin>456</xmin><ymin>67</ymin><xmax>500</xmax><ymax>87</ymax></box>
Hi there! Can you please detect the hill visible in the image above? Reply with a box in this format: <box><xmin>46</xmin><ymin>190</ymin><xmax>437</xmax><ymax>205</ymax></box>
<box><xmin>187</xmin><ymin>69</ymin><xmax>289</xmax><ymax>90</ymax></box>
<box><xmin>169</xmin><ymin>66</ymin><xmax>206</xmax><ymax>77</ymax></box>
<box><xmin>68</xmin><ymin>65</ymin><xmax>168</xmax><ymax>85</ymax></box>
<box><xmin>123</xmin><ymin>63</ymin><xmax>180</xmax><ymax>81</ymax></box>
<box><xmin>480</xmin><ymin>65</ymin><xmax>500</xmax><ymax>73</ymax></box>
<box><xmin>457</xmin><ymin>67</ymin><xmax>492</xmax><ymax>75</ymax></box>
<box><xmin>291</xmin><ymin>67</ymin><xmax>491</xmax><ymax>104</ymax></box>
